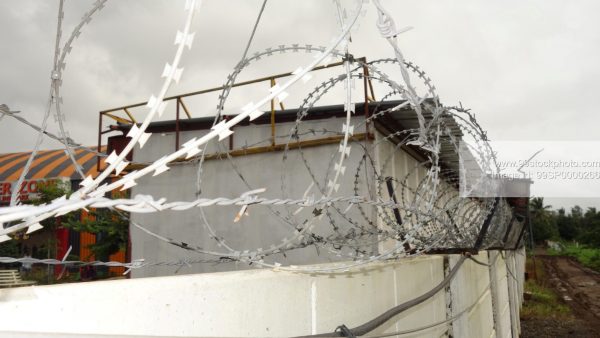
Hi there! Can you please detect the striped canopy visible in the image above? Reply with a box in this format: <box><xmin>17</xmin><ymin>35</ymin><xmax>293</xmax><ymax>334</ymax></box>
<box><xmin>0</xmin><ymin>147</ymin><xmax>106</xmax><ymax>182</ymax></box>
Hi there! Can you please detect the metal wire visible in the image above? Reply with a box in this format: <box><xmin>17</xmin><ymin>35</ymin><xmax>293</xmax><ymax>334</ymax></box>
<box><xmin>8</xmin><ymin>0</ymin><xmax>108</xmax><ymax>206</ymax></box>
<box><xmin>0</xmin><ymin>106</ymin><xmax>106</xmax><ymax>156</ymax></box>
<box><xmin>9</xmin><ymin>0</ymin><xmax>66</xmax><ymax>206</ymax></box>
<box><xmin>363</xmin><ymin>281</ymin><xmax>492</xmax><ymax>337</ymax></box>
<box><xmin>0</xmin><ymin>0</ymin><xmax>519</xmax><ymax>276</ymax></box>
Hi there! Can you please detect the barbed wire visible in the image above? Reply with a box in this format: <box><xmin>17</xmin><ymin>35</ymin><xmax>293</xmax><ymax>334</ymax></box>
<box><xmin>0</xmin><ymin>0</ymin><xmax>520</xmax><ymax>275</ymax></box>
<box><xmin>9</xmin><ymin>0</ymin><xmax>109</xmax><ymax>207</ymax></box>
<box><xmin>0</xmin><ymin>106</ymin><xmax>106</xmax><ymax>156</ymax></box>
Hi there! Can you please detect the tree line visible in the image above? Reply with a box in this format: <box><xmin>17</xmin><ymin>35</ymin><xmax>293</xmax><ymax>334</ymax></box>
<box><xmin>530</xmin><ymin>197</ymin><xmax>600</xmax><ymax>247</ymax></box>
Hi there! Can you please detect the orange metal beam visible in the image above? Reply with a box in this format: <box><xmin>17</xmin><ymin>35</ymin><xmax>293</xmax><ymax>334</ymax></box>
<box><xmin>99</xmin><ymin>59</ymin><xmax>354</xmax><ymax>115</ymax></box>
<box><xmin>125</xmin><ymin>133</ymin><xmax>368</xmax><ymax>171</ymax></box>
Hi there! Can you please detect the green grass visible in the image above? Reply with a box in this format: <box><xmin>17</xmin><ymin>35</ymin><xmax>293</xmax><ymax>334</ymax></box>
<box><xmin>548</xmin><ymin>242</ymin><xmax>600</xmax><ymax>272</ymax></box>
<box><xmin>521</xmin><ymin>280</ymin><xmax>571</xmax><ymax>319</ymax></box>
<box><xmin>521</xmin><ymin>257</ymin><xmax>572</xmax><ymax>320</ymax></box>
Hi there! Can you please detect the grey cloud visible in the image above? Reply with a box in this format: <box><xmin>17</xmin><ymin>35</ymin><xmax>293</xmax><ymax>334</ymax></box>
<box><xmin>1</xmin><ymin>0</ymin><xmax>600</xmax><ymax>208</ymax></box>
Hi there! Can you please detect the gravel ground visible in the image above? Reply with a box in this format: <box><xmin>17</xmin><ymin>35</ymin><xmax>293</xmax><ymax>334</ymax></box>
<box><xmin>521</xmin><ymin>317</ymin><xmax>599</xmax><ymax>338</ymax></box>
<box><xmin>521</xmin><ymin>255</ymin><xmax>600</xmax><ymax>338</ymax></box>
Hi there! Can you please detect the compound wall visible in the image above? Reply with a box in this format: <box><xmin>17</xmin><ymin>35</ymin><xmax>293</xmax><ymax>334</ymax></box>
<box><xmin>0</xmin><ymin>250</ymin><xmax>525</xmax><ymax>337</ymax></box>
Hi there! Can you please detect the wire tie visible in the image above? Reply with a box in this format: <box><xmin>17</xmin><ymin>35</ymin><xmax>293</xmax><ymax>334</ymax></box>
<box><xmin>335</xmin><ymin>324</ymin><xmax>355</xmax><ymax>337</ymax></box>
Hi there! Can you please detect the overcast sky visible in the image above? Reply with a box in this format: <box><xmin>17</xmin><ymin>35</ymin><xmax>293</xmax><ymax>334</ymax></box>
<box><xmin>1</xmin><ymin>0</ymin><xmax>599</xmax><ymax>210</ymax></box>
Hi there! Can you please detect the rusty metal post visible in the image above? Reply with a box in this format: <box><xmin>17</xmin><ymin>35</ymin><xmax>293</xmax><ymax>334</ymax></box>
<box><xmin>179</xmin><ymin>97</ymin><xmax>192</xmax><ymax>119</ymax></box>
<box><xmin>175</xmin><ymin>98</ymin><xmax>181</xmax><ymax>151</ymax></box>
<box><xmin>97</xmin><ymin>112</ymin><xmax>103</xmax><ymax>172</ymax></box>
<box><xmin>270</xmin><ymin>78</ymin><xmax>276</xmax><ymax>147</ymax></box>
<box><xmin>502</xmin><ymin>213</ymin><xmax>517</xmax><ymax>248</ymax></box>
<box><xmin>228</xmin><ymin>116</ymin><xmax>234</xmax><ymax>151</ymax></box>
<box><xmin>362</xmin><ymin>63</ymin><xmax>370</xmax><ymax>135</ymax></box>
<box><xmin>385</xmin><ymin>177</ymin><xmax>412</xmax><ymax>253</ymax></box>
<box><xmin>473</xmin><ymin>197</ymin><xmax>500</xmax><ymax>251</ymax></box>
<box><xmin>123</xmin><ymin>108</ymin><xmax>137</xmax><ymax>124</ymax></box>
<box><xmin>366</xmin><ymin>66</ymin><xmax>376</xmax><ymax>102</ymax></box>
<box><xmin>361</xmin><ymin>62</ymin><xmax>373</xmax><ymax>197</ymax></box>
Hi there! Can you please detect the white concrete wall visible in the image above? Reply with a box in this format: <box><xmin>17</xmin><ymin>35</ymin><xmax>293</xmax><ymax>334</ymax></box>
<box><xmin>489</xmin><ymin>251</ymin><xmax>512</xmax><ymax>338</ymax></box>
<box><xmin>449</xmin><ymin>252</ymin><xmax>495</xmax><ymax>338</ymax></box>
<box><xmin>130</xmin><ymin>118</ymin><xmax>504</xmax><ymax>280</ymax></box>
<box><xmin>0</xmin><ymin>252</ymin><xmax>524</xmax><ymax>338</ymax></box>
<box><xmin>92</xmin><ymin>114</ymin><xmax>529</xmax><ymax>337</ymax></box>
<box><xmin>506</xmin><ymin>248</ymin><xmax>526</xmax><ymax>337</ymax></box>
<box><xmin>374</xmin><ymin>131</ymin><xmax>433</xmax><ymax>253</ymax></box>
<box><xmin>130</xmin><ymin>116</ymin><xmax>377</xmax><ymax>277</ymax></box>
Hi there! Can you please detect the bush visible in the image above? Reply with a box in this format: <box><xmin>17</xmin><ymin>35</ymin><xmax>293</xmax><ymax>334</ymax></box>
<box><xmin>551</xmin><ymin>242</ymin><xmax>600</xmax><ymax>272</ymax></box>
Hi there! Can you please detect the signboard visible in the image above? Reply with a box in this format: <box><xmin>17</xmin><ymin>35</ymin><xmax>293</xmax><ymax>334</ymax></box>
<box><xmin>0</xmin><ymin>177</ymin><xmax>70</xmax><ymax>204</ymax></box>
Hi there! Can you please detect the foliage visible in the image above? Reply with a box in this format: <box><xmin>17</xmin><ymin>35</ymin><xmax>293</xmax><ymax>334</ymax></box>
<box><xmin>32</xmin><ymin>180</ymin><xmax>72</xmax><ymax>231</ymax></box>
<box><xmin>529</xmin><ymin>197</ymin><xmax>558</xmax><ymax>243</ymax></box>
<box><xmin>577</xmin><ymin>207</ymin><xmax>600</xmax><ymax>247</ymax></box>
<box><xmin>529</xmin><ymin>198</ymin><xmax>600</xmax><ymax>248</ymax></box>
<box><xmin>528</xmin><ymin>198</ymin><xmax>600</xmax><ymax>272</ymax></box>
<box><xmin>31</xmin><ymin>180</ymin><xmax>129</xmax><ymax>260</ymax></box>
<box><xmin>556</xmin><ymin>208</ymin><xmax>576</xmax><ymax>240</ymax></box>
<box><xmin>0</xmin><ymin>239</ymin><xmax>19</xmax><ymax>259</ymax></box>
<box><xmin>35</xmin><ymin>180</ymin><xmax>72</xmax><ymax>204</ymax></box>
<box><xmin>549</xmin><ymin>242</ymin><xmax>600</xmax><ymax>272</ymax></box>
<box><xmin>521</xmin><ymin>257</ymin><xmax>572</xmax><ymax>319</ymax></box>
<box><xmin>0</xmin><ymin>181</ymin><xmax>69</xmax><ymax>259</ymax></box>
<box><xmin>521</xmin><ymin>280</ymin><xmax>572</xmax><ymax>319</ymax></box>
<box><xmin>64</xmin><ymin>209</ymin><xmax>128</xmax><ymax>260</ymax></box>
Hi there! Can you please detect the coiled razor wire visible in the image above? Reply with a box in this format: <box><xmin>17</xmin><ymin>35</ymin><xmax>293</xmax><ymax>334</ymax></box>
<box><xmin>0</xmin><ymin>0</ymin><xmax>518</xmax><ymax>274</ymax></box>
<box><xmin>190</xmin><ymin>52</ymin><xmax>447</xmax><ymax>263</ymax></box>
<box><xmin>9</xmin><ymin>0</ymin><xmax>108</xmax><ymax>206</ymax></box>
<box><xmin>0</xmin><ymin>105</ymin><xmax>106</xmax><ymax>157</ymax></box>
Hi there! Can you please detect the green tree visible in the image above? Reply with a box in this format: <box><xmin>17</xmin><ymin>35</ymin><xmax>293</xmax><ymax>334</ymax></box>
<box><xmin>65</xmin><ymin>209</ymin><xmax>128</xmax><ymax>261</ymax></box>
<box><xmin>33</xmin><ymin>181</ymin><xmax>128</xmax><ymax>261</ymax></box>
<box><xmin>0</xmin><ymin>180</ymin><xmax>69</xmax><ymax>260</ymax></box>
<box><xmin>0</xmin><ymin>240</ymin><xmax>19</xmax><ymax>257</ymax></box>
<box><xmin>529</xmin><ymin>197</ymin><xmax>558</xmax><ymax>243</ymax></box>
<box><xmin>578</xmin><ymin>207</ymin><xmax>600</xmax><ymax>247</ymax></box>
<box><xmin>570</xmin><ymin>206</ymin><xmax>583</xmax><ymax>231</ymax></box>
<box><xmin>557</xmin><ymin>207</ymin><xmax>578</xmax><ymax>240</ymax></box>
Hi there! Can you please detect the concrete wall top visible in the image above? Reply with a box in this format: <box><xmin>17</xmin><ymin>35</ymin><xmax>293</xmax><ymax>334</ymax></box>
<box><xmin>0</xmin><ymin>255</ymin><xmax>447</xmax><ymax>338</ymax></box>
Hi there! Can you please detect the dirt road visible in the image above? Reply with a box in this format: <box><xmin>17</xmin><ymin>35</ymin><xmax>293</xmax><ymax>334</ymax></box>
<box><xmin>541</xmin><ymin>255</ymin><xmax>600</xmax><ymax>318</ymax></box>
<box><xmin>522</xmin><ymin>254</ymin><xmax>600</xmax><ymax>337</ymax></box>
<box><xmin>539</xmin><ymin>255</ymin><xmax>600</xmax><ymax>334</ymax></box>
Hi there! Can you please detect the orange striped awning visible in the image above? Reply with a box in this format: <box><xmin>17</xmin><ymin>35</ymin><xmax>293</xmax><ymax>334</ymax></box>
<box><xmin>0</xmin><ymin>146</ymin><xmax>106</xmax><ymax>182</ymax></box>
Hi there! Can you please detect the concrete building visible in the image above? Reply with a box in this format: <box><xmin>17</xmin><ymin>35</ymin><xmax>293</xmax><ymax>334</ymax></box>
<box><xmin>105</xmin><ymin>99</ymin><xmax>527</xmax><ymax>278</ymax></box>
<box><xmin>0</xmin><ymin>98</ymin><xmax>528</xmax><ymax>338</ymax></box>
